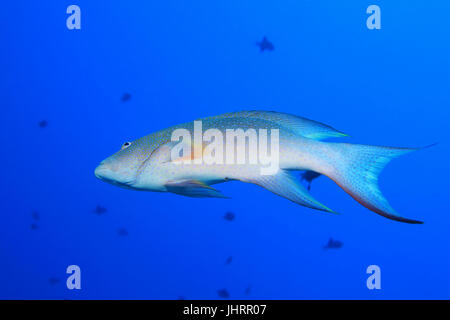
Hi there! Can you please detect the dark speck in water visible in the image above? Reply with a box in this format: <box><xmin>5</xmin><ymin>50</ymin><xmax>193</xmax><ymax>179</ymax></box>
<box><xmin>256</xmin><ymin>36</ymin><xmax>274</xmax><ymax>52</ymax></box>
<box><xmin>38</xmin><ymin>120</ymin><xmax>48</xmax><ymax>128</ymax></box>
<box><xmin>323</xmin><ymin>237</ymin><xmax>343</xmax><ymax>250</ymax></box>
<box><xmin>93</xmin><ymin>205</ymin><xmax>107</xmax><ymax>215</ymax></box>
<box><xmin>121</xmin><ymin>93</ymin><xmax>131</xmax><ymax>102</ymax></box>
<box><xmin>225</xmin><ymin>256</ymin><xmax>233</xmax><ymax>265</ymax></box>
<box><xmin>224</xmin><ymin>212</ymin><xmax>235</xmax><ymax>221</ymax></box>
<box><xmin>217</xmin><ymin>289</ymin><xmax>230</xmax><ymax>299</ymax></box>
<box><xmin>245</xmin><ymin>285</ymin><xmax>251</xmax><ymax>295</ymax></box>
<box><xmin>32</xmin><ymin>211</ymin><xmax>40</xmax><ymax>221</ymax></box>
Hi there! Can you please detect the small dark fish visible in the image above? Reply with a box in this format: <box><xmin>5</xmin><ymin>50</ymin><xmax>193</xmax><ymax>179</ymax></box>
<box><xmin>217</xmin><ymin>289</ymin><xmax>230</xmax><ymax>299</ymax></box>
<box><xmin>38</xmin><ymin>120</ymin><xmax>48</xmax><ymax>128</ymax></box>
<box><xmin>121</xmin><ymin>93</ymin><xmax>131</xmax><ymax>102</ymax></box>
<box><xmin>225</xmin><ymin>256</ymin><xmax>233</xmax><ymax>265</ymax></box>
<box><xmin>117</xmin><ymin>228</ymin><xmax>128</xmax><ymax>236</ymax></box>
<box><xmin>224</xmin><ymin>212</ymin><xmax>235</xmax><ymax>221</ymax></box>
<box><xmin>48</xmin><ymin>277</ymin><xmax>60</xmax><ymax>285</ymax></box>
<box><xmin>30</xmin><ymin>223</ymin><xmax>39</xmax><ymax>230</ymax></box>
<box><xmin>300</xmin><ymin>171</ymin><xmax>322</xmax><ymax>191</ymax></box>
<box><xmin>178</xmin><ymin>296</ymin><xmax>186</xmax><ymax>300</ymax></box>
<box><xmin>93</xmin><ymin>205</ymin><xmax>107</xmax><ymax>215</ymax></box>
<box><xmin>31</xmin><ymin>211</ymin><xmax>40</xmax><ymax>221</ymax></box>
<box><xmin>244</xmin><ymin>285</ymin><xmax>251</xmax><ymax>295</ymax></box>
<box><xmin>256</xmin><ymin>36</ymin><xmax>274</xmax><ymax>52</ymax></box>
<box><xmin>324</xmin><ymin>237</ymin><xmax>343</xmax><ymax>250</ymax></box>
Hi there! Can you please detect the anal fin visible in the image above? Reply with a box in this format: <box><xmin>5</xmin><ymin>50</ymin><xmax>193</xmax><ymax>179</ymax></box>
<box><xmin>245</xmin><ymin>170</ymin><xmax>336</xmax><ymax>213</ymax></box>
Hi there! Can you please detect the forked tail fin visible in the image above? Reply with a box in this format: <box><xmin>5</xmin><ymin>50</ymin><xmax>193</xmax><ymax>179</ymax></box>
<box><xmin>325</xmin><ymin>143</ymin><xmax>423</xmax><ymax>224</ymax></box>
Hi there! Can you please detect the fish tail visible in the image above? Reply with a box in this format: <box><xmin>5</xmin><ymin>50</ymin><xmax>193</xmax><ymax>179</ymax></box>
<box><xmin>322</xmin><ymin>142</ymin><xmax>426</xmax><ymax>224</ymax></box>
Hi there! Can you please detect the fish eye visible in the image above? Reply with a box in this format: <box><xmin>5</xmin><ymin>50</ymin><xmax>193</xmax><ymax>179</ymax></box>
<box><xmin>121</xmin><ymin>142</ymin><xmax>132</xmax><ymax>150</ymax></box>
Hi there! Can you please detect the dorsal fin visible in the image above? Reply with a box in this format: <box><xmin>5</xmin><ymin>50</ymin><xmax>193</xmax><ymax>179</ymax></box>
<box><xmin>207</xmin><ymin>111</ymin><xmax>348</xmax><ymax>140</ymax></box>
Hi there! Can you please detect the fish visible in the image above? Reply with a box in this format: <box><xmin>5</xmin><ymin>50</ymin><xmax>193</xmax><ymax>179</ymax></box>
<box><xmin>300</xmin><ymin>170</ymin><xmax>321</xmax><ymax>190</ymax></box>
<box><xmin>323</xmin><ymin>237</ymin><xmax>343</xmax><ymax>249</ymax></box>
<box><xmin>217</xmin><ymin>289</ymin><xmax>230</xmax><ymax>298</ymax></box>
<box><xmin>38</xmin><ymin>120</ymin><xmax>48</xmax><ymax>128</ymax></box>
<box><xmin>95</xmin><ymin>110</ymin><xmax>427</xmax><ymax>224</ymax></box>
<box><xmin>117</xmin><ymin>228</ymin><xmax>128</xmax><ymax>236</ymax></box>
<box><xmin>256</xmin><ymin>37</ymin><xmax>274</xmax><ymax>52</ymax></box>
<box><xmin>223</xmin><ymin>212</ymin><xmax>235</xmax><ymax>221</ymax></box>
<box><xmin>244</xmin><ymin>285</ymin><xmax>251</xmax><ymax>295</ymax></box>
<box><xmin>121</xmin><ymin>93</ymin><xmax>131</xmax><ymax>102</ymax></box>
<box><xmin>225</xmin><ymin>256</ymin><xmax>233</xmax><ymax>265</ymax></box>
<box><xmin>31</xmin><ymin>211</ymin><xmax>40</xmax><ymax>221</ymax></box>
<box><xmin>93</xmin><ymin>205</ymin><xmax>107</xmax><ymax>215</ymax></box>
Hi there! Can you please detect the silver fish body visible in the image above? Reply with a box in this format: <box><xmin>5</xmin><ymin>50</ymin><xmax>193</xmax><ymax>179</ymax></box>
<box><xmin>95</xmin><ymin>111</ymin><xmax>424</xmax><ymax>224</ymax></box>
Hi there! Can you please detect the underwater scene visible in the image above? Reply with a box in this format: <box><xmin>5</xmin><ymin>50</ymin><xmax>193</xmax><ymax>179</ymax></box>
<box><xmin>1</xmin><ymin>1</ymin><xmax>449</xmax><ymax>300</ymax></box>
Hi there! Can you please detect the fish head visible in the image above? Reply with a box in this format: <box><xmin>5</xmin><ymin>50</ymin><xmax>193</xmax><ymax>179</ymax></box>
<box><xmin>95</xmin><ymin>140</ymin><xmax>148</xmax><ymax>190</ymax></box>
<box><xmin>95</xmin><ymin>137</ymin><xmax>174</xmax><ymax>191</ymax></box>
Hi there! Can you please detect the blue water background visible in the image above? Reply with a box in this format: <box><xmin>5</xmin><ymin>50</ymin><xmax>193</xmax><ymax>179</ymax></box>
<box><xmin>0</xmin><ymin>1</ymin><xmax>449</xmax><ymax>299</ymax></box>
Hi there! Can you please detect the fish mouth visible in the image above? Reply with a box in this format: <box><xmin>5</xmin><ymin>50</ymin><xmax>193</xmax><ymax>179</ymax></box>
<box><xmin>94</xmin><ymin>163</ymin><xmax>135</xmax><ymax>189</ymax></box>
<box><xmin>94</xmin><ymin>163</ymin><xmax>111</xmax><ymax>181</ymax></box>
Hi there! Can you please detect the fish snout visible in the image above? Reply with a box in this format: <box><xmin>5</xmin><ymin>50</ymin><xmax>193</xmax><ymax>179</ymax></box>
<box><xmin>94</xmin><ymin>161</ymin><xmax>112</xmax><ymax>181</ymax></box>
<box><xmin>94</xmin><ymin>160</ymin><xmax>136</xmax><ymax>188</ymax></box>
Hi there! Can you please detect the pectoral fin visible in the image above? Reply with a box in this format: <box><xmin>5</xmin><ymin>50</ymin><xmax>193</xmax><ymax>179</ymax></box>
<box><xmin>165</xmin><ymin>180</ymin><xmax>229</xmax><ymax>198</ymax></box>
<box><xmin>146</xmin><ymin>141</ymin><xmax>178</xmax><ymax>164</ymax></box>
